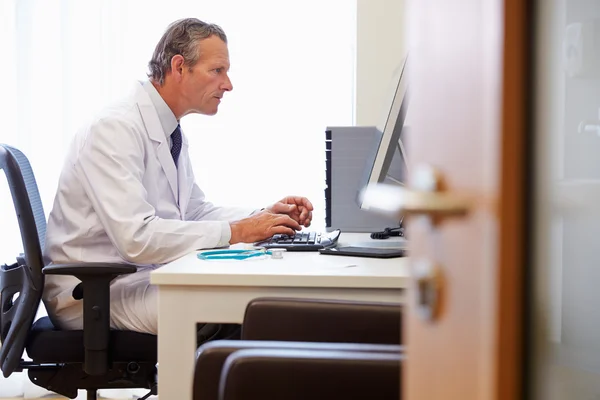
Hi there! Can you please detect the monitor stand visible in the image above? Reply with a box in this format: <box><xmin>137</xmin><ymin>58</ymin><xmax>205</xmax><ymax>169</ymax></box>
<box><xmin>332</xmin><ymin>228</ymin><xmax>407</xmax><ymax>258</ymax></box>
<box><xmin>345</xmin><ymin>221</ymin><xmax>407</xmax><ymax>250</ymax></box>
<box><xmin>383</xmin><ymin>141</ymin><xmax>407</xmax><ymax>187</ymax></box>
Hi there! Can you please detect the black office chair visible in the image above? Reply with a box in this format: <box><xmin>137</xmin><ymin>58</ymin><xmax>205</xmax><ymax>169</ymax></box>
<box><xmin>196</xmin><ymin>340</ymin><xmax>403</xmax><ymax>400</ymax></box>
<box><xmin>194</xmin><ymin>297</ymin><xmax>404</xmax><ymax>400</ymax></box>
<box><xmin>0</xmin><ymin>144</ymin><xmax>157</xmax><ymax>400</ymax></box>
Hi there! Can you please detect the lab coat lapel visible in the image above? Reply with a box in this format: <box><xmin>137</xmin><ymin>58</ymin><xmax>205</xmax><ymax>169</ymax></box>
<box><xmin>177</xmin><ymin>134</ymin><xmax>191</xmax><ymax>216</ymax></box>
<box><xmin>134</xmin><ymin>86</ymin><xmax>179</xmax><ymax>203</ymax></box>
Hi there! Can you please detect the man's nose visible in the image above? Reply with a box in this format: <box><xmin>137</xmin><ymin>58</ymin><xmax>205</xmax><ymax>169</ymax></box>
<box><xmin>222</xmin><ymin>74</ymin><xmax>233</xmax><ymax>91</ymax></box>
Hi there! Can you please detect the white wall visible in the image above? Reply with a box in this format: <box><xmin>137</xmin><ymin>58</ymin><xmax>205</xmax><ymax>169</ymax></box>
<box><xmin>355</xmin><ymin>0</ymin><xmax>406</xmax><ymax>126</ymax></box>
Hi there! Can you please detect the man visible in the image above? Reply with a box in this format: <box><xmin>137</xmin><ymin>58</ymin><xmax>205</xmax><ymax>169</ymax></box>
<box><xmin>42</xmin><ymin>18</ymin><xmax>313</xmax><ymax>336</ymax></box>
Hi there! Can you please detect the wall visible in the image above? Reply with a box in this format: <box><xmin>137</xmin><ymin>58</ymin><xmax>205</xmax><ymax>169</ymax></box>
<box><xmin>559</xmin><ymin>0</ymin><xmax>600</xmax><ymax>365</ymax></box>
<box><xmin>531</xmin><ymin>0</ymin><xmax>600</xmax><ymax>398</ymax></box>
<box><xmin>355</xmin><ymin>0</ymin><xmax>406</xmax><ymax>126</ymax></box>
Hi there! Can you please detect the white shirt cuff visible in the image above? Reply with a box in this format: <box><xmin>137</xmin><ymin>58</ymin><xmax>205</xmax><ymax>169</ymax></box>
<box><xmin>218</xmin><ymin>221</ymin><xmax>232</xmax><ymax>247</ymax></box>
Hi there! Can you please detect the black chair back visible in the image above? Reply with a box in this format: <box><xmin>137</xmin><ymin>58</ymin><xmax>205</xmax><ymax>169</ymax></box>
<box><xmin>0</xmin><ymin>144</ymin><xmax>46</xmax><ymax>377</ymax></box>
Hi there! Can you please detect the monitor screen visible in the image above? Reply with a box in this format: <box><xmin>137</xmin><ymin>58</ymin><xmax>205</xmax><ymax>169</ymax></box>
<box><xmin>357</xmin><ymin>54</ymin><xmax>409</xmax><ymax>211</ymax></box>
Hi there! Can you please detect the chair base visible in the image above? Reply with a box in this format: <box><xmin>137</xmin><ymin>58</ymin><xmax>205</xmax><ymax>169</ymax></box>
<box><xmin>27</xmin><ymin>361</ymin><xmax>157</xmax><ymax>399</ymax></box>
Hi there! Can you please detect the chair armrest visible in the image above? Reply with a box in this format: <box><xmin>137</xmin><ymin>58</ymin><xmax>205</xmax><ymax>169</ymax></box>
<box><xmin>43</xmin><ymin>262</ymin><xmax>136</xmax><ymax>276</ymax></box>
<box><xmin>219</xmin><ymin>348</ymin><xmax>402</xmax><ymax>400</ymax></box>
<box><xmin>194</xmin><ymin>340</ymin><xmax>402</xmax><ymax>400</ymax></box>
<box><xmin>241</xmin><ymin>297</ymin><xmax>402</xmax><ymax>344</ymax></box>
<box><xmin>42</xmin><ymin>262</ymin><xmax>136</xmax><ymax>376</ymax></box>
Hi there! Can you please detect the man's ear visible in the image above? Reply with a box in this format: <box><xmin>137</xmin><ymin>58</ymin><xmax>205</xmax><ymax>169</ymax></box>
<box><xmin>170</xmin><ymin>55</ymin><xmax>185</xmax><ymax>81</ymax></box>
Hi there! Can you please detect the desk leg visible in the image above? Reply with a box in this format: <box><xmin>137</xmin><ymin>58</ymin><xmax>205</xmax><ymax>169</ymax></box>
<box><xmin>158</xmin><ymin>287</ymin><xmax>196</xmax><ymax>400</ymax></box>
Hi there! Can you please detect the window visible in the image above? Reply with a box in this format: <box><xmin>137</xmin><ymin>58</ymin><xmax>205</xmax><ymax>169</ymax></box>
<box><xmin>0</xmin><ymin>0</ymin><xmax>356</xmax><ymax>396</ymax></box>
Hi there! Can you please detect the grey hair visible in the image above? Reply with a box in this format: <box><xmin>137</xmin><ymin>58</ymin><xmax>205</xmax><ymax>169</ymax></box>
<box><xmin>148</xmin><ymin>18</ymin><xmax>227</xmax><ymax>85</ymax></box>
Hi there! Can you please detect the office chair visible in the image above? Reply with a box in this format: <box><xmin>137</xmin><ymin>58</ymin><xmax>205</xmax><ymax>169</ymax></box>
<box><xmin>194</xmin><ymin>297</ymin><xmax>403</xmax><ymax>400</ymax></box>
<box><xmin>241</xmin><ymin>297</ymin><xmax>403</xmax><ymax>344</ymax></box>
<box><xmin>196</xmin><ymin>340</ymin><xmax>403</xmax><ymax>400</ymax></box>
<box><xmin>0</xmin><ymin>144</ymin><xmax>157</xmax><ymax>400</ymax></box>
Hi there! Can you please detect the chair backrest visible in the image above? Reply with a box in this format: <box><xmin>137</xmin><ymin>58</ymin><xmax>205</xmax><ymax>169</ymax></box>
<box><xmin>0</xmin><ymin>144</ymin><xmax>46</xmax><ymax>377</ymax></box>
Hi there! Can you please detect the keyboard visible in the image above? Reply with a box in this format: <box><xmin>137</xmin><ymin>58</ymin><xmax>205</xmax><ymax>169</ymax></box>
<box><xmin>254</xmin><ymin>229</ymin><xmax>341</xmax><ymax>252</ymax></box>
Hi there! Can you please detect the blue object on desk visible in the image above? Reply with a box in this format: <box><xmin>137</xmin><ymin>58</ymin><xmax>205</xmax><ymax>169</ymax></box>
<box><xmin>197</xmin><ymin>248</ymin><xmax>272</xmax><ymax>260</ymax></box>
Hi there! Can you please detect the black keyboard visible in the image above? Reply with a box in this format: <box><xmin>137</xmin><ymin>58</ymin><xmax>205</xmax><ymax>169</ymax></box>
<box><xmin>254</xmin><ymin>229</ymin><xmax>341</xmax><ymax>252</ymax></box>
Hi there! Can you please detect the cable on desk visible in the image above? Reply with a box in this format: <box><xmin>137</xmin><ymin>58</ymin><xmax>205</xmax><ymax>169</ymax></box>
<box><xmin>370</xmin><ymin>226</ymin><xmax>404</xmax><ymax>240</ymax></box>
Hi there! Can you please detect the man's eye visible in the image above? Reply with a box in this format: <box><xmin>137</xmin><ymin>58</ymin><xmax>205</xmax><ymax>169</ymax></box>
<box><xmin>214</xmin><ymin>68</ymin><xmax>223</xmax><ymax>73</ymax></box>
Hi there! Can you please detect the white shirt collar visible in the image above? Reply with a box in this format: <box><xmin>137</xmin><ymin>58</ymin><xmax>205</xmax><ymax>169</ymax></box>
<box><xmin>141</xmin><ymin>80</ymin><xmax>179</xmax><ymax>140</ymax></box>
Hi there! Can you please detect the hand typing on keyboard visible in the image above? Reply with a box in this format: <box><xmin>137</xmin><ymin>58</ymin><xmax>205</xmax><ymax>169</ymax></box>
<box><xmin>230</xmin><ymin>212</ymin><xmax>300</xmax><ymax>244</ymax></box>
<box><xmin>265</xmin><ymin>196</ymin><xmax>314</xmax><ymax>228</ymax></box>
<box><xmin>229</xmin><ymin>196</ymin><xmax>313</xmax><ymax>245</ymax></box>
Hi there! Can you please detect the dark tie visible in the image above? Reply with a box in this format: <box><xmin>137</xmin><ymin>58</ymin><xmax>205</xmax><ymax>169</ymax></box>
<box><xmin>171</xmin><ymin>124</ymin><xmax>182</xmax><ymax>166</ymax></box>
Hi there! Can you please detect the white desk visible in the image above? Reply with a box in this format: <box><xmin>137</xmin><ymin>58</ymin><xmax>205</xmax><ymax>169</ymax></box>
<box><xmin>150</xmin><ymin>233</ymin><xmax>410</xmax><ymax>400</ymax></box>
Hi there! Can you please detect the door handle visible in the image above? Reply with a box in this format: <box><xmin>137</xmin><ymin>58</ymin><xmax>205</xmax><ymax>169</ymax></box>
<box><xmin>359</xmin><ymin>164</ymin><xmax>471</xmax><ymax>224</ymax></box>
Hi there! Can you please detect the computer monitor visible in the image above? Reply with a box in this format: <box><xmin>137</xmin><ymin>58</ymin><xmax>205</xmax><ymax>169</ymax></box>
<box><xmin>357</xmin><ymin>54</ymin><xmax>409</xmax><ymax>212</ymax></box>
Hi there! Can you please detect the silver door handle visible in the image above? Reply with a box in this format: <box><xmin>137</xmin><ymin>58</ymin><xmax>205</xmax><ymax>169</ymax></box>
<box><xmin>359</xmin><ymin>165</ymin><xmax>471</xmax><ymax>223</ymax></box>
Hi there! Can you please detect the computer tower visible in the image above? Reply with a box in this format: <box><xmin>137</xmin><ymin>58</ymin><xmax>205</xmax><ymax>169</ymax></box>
<box><xmin>324</xmin><ymin>126</ymin><xmax>402</xmax><ymax>233</ymax></box>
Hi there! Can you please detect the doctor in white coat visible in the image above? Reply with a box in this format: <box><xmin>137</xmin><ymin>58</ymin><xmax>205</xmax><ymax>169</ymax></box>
<box><xmin>43</xmin><ymin>18</ymin><xmax>313</xmax><ymax>335</ymax></box>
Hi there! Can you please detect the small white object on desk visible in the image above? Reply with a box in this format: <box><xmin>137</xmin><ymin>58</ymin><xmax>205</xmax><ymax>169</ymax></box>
<box><xmin>269</xmin><ymin>248</ymin><xmax>286</xmax><ymax>259</ymax></box>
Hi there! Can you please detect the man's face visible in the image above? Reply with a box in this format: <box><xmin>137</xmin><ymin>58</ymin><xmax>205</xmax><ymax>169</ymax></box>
<box><xmin>181</xmin><ymin>35</ymin><xmax>232</xmax><ymax>115</ymax></box>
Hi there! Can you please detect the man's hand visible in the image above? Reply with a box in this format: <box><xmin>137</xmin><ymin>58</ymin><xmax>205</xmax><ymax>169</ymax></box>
<box><xmin>229</xmin><ymin>212</ymin><xmax>301</xmax><ymax>244</ymax></box>
<box><xmin>266</xmin><ymin>196</ymin><xmax>314</xmax><ymax>228</ymax></box>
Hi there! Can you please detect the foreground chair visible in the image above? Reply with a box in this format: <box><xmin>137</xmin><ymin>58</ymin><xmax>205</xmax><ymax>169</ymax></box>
<box><xmin>194</xmin><ymin>297</ymin><xmax>403</xmax><ymax>400</ymax></box>
<box><xmin>241</xmin><ymin>297</ymin><xmax>403</xmax><ymax>344</ymax></box>
<box><xmin>197</xmin><ymin>340</ymin><xmax>403</xmax><ymax>400</ymax></box>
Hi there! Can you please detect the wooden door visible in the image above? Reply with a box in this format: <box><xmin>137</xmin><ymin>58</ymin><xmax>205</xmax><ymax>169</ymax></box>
<box><xmin>404</xmin><ymin>0</ymin><xmax>529</xmax><ymax>399</ymax></box>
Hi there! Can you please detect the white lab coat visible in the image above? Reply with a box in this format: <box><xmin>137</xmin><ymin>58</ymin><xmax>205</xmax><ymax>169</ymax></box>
<box><xmin>43</xmin><ymin>81</ymin><xmax>254</xmax><ymax>332</ymax></box>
